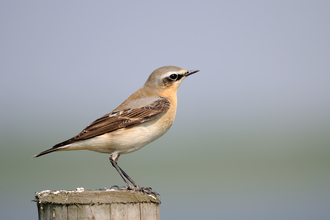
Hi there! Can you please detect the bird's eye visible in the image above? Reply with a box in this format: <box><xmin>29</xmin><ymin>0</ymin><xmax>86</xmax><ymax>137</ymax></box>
<box><xmin>169</xmin><ymin>74</ymin><xmax>177</xmax><ymax>80</ymax></box>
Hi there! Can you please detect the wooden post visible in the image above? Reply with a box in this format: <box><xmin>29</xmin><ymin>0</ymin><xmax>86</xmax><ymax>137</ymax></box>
<box><xmin>34</xmin><ymin>188</ymin><xmax>160</xmax><ymax>220</ymax></box>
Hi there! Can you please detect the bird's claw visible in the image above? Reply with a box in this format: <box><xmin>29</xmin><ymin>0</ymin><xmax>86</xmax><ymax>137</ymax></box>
<box><xmin>132</xmin><ymin>186</ymin><xmax>161</xmax><ymax>198</ymax></box>
<box><xmin>110</xmin><ymin>185</ymin><xmax>160</xmax><ymax>198</ymax></box>
<box><xmin>110</xmin><ymin>185</ymin><xmax>130</xmax><ymax>190</ymax></box>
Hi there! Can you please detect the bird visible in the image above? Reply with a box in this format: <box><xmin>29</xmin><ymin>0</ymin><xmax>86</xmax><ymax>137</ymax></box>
<box><xmin>34</xmin><ymin>65</ymin><xmax>199</xmax><ymax>194</ymax></box>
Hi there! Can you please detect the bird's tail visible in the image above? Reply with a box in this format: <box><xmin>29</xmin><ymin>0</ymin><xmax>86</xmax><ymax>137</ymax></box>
<box><xmin>33</xmin><ymin>138</ymin><xmax>74</xmax><ymax>158</ymax></box>
<box><xmin>33</xmin><ymin>147</ymin><xmax>62</xmax><ymax>158</ymax></box>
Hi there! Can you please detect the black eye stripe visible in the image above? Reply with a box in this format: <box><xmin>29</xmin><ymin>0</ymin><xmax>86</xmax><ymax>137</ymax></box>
<box><xmin>168</xmin><ymin>74</ymin><xmax>183</xmax><ymax>81</ymax></box>
<box><xmin>176</xmin><ymin>74</ymin><xmax>183</xmax><ymax>81</ymax></box>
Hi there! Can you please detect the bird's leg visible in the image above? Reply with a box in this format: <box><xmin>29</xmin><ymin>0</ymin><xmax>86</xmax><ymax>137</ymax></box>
<box><xmin>117</xmin><ymin>166</ymin><xmax>140</xmax><ymax>189</ymax></box>
<box><xmin>109</xmin><ymin>156</ymin><xmax>134</xmax><ymax>189</ymax></box>
<box><xmin>108</xmin><ymin>154</ymin><xmax>160</xmax><ymax>197</ymax></box>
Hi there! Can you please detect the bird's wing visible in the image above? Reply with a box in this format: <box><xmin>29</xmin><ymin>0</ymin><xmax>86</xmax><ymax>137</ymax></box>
<box><xmin>53</xmin><ymin>97</ymin><xmax>171</xmax><ymax>148</ymax></box>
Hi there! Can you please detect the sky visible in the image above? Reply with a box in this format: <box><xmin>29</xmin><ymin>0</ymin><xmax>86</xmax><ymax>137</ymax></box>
<box><xmin>1</xmin><ymin>1</ymin><xmax>330</xmax><ymax>219</ymax></box>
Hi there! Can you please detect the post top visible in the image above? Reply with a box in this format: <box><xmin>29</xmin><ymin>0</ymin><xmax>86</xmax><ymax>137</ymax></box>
<box><xmin>35</xmin><ymin>188</ymin><xmax>161</xmax><ymax>205</ymax></box>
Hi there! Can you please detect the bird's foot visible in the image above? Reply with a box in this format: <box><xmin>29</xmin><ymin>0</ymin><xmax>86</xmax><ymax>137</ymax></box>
<box><xmin>134</xmin><ymin>186</ymin><xmax>160</xmax><ymax>197</ymax></box>
<box><xmin>110</xmin><ymin>185</ymin><xmax>160</xmax><ymax>198</ymax></box>
<box><xmin>110</xmin><ymin>185</ymin><xmax>131</xmax><ymax>190</ymax></box>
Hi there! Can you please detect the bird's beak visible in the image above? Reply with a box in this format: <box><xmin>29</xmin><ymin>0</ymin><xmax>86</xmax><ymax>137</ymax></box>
<box><xmin>185</xmin><ymin>69</ymin><xmax>199</xmax><ymax>77</ymax></box>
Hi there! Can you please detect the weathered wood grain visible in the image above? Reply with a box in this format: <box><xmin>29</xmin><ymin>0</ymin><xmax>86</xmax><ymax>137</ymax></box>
<box><xmin>35</xmin><ymin>189</ymin><xmax>160</xmax><ymax>220</ymax></box>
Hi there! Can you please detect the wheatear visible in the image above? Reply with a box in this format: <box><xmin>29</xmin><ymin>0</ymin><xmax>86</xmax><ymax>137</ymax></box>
<box><xmin>34</xmin><ymin>66</ymin><xmax>199</xmax><ymax>194</ymax></box>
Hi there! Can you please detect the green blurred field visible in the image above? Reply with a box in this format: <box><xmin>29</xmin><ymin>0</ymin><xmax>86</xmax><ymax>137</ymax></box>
<box><xmin>1</xmin><ymin>124</ymin><xmax>329</xmax><ymax>219</ymax></box>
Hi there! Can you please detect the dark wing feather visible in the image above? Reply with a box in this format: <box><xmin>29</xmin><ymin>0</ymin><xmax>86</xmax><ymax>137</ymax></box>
<box><xmin>34</xmin><ymin>97</ymin><xmax>171</xmax><ymax>157</ymax></box>
<box><xmin>75</xmin><ymin>97</ymin><xmax>170</xmax><ymax>140</ymax></box>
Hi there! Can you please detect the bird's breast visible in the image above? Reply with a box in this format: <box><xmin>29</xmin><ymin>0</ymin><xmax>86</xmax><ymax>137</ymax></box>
<box><xmin>112</xmin><ymin>107</ymin><xmax>176</xmax><ymax>154</ymax></box>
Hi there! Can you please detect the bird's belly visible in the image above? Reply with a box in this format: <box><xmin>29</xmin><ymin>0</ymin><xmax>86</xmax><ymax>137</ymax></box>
<box><xmin>67</xmin><ymin>116</ymin><xmax>173</xmax><ymax>154</ymax></box>
<box><xmin>109</xmin><ymin>121</ymin><xmax>169</xmax><ymax>154</ymax></box>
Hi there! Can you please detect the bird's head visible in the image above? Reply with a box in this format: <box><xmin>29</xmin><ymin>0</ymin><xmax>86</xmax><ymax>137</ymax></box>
<box><xmin>144</xmin><ymin>66</ymin><xmax>199</xmax><ymax>96</ymax></box>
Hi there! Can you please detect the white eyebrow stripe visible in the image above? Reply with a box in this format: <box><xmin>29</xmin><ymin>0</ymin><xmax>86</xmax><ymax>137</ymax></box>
<box><xmin>162</xmin><ymin>71</ymin><xmax>179</xmax><ymax>78</ymax></box>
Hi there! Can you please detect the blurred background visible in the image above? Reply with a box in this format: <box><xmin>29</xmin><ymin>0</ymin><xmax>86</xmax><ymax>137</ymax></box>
<box><xmin>1</xmin><ymin>1</ymin><xmax>329</xmax><ymax>219</ymax></box>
